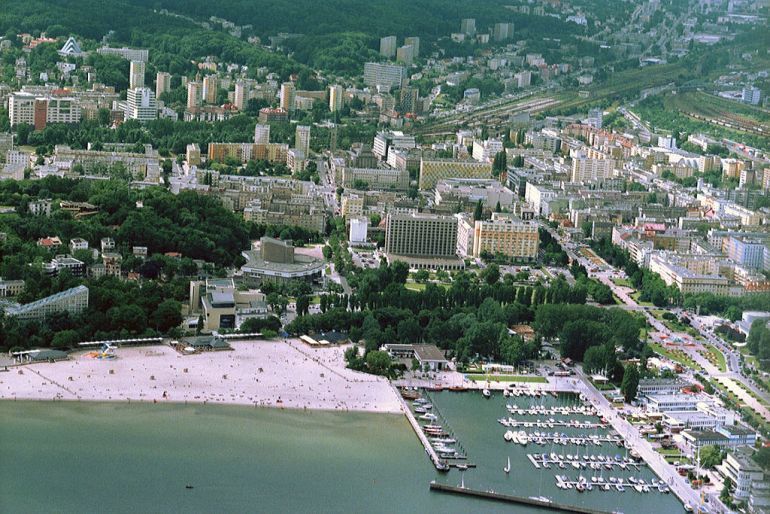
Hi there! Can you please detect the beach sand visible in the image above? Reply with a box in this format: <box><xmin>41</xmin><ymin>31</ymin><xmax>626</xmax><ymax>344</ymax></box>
<box><xmin>0</xmin><ymin>339</ymin><xmax>402</xmax><ymax>414</ymax></box>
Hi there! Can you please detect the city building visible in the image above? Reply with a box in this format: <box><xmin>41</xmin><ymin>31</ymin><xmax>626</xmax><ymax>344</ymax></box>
<box><xmin>4</xmin><ymin>285</ymin><xmax>89</xmax><ymax>322</ymax></box>
<box><xmin>379</xmin><ymin>36</ymin><xmax>397</xmax><ymax>58</ymax></box>
<box><xmin>97</xmin><ymin>46</ymin><xmax>148</xmax><ymax>62</ymax></box>
<box><xmin>728</xmin><ymin>236</ymin><xmax>766</xmax><ymax>269</ymax></box>
<box><xmin>472</xmin><ymin>139</ymin><xmax>503</xmax><ymax>162</ymax></box>
<box><xmin>461</xmin><ymin>18</ymin><xmax>477</xmax><ymax>36</ymax></box>
<box><xmin>404</xmin><ymin>37</ymin><xmax>420</xmax><ymax>57</ymax></box>
<box><xmin>742</xmin><ymin>86</ymin><xmax>762</xmax><ymax>106</ymax></box>
<box><xmin>682</xmin><ymin>425</ymin><xmax>757</xmax><ymax>451</ymax></box>
<box><xmin>0</xmin><ymin>278</ymin><xmax>25</xmax><ymax>297</ymax></box>
<box><xmin>124</xmin><ymin>88</ymin><xmax>157</xmax><ymax>121</ymax></box>
<box><xmin>8</xmin><ymin>93</ymin><xmax>81</xmax><ymax>129</ymax></box>
<box><xmin>287</xmin><ymin>149</ymin><xmax>306</xmax><ymax>173</ymax></box>
<box><xmin>396</xmin><ymin>45</ymin><xmax>414</xmax><ymax>65</ymax></box>
<box><xmin>718</xmin><ymin>449</ymin><xmax>767</xmax><ymax>505</ymax></box>
<box><xmin>363</xmin><ymin>62</ymin><xmax>406</xmax><ymax>89</ymax></box>
<box><xmin>280</xmin><ymin>82</ymin><xmax>295</xmax><ymax>112</ymax></box>
<box><xmin>207</xmin><ymin>142</ymin><xmax>288</xmax><ymax>164</ymax></box>
<box><xmin>341</xmin><ymin>166</ymin><xmax>409</xmax><ymax>190</ymax></box>
<box><xmin>571</xmin><ymin>156</ymin><xmax>615</xmax><ymax>183</ymax></box>
<box><xmin>129</xmin><ymin>60</ymin><xmax>145</xmax><ymax>90</ymax></box>
<box><xmin>188</xmin><ymin>278</ymin><xmax>266</xmax><ymax>331</ymax></box>
<box><xmin>186</xmin><ymin>143</ymin><xmax>201</xmax><ymax>166</ymax></box>
<box><xmin>254</xmin><ymin>124</ymin><xmax>270</xmax><ymax>145</ymax></box>
<box><xmin>349</xmin><ymin>217</ymin><xmax>368</xmax><ymax>244</ymax></box>
<box><xmin>156</xmin><ymin>71</ymin><xmax>171</xmax><ymax>100</ymax></box>
<box><xmin>240</xmin><ymin>237</ymin><xmax>325</xmax><ymax>285</ymax></box>
<box><xmin>419</xmin><ymin>158</ymin><xmax>493</xmax><ymax>189</ymax></box>
<box><xmin>202</xmin><ymin>74</ymin><xmax>218</xmax><ymax>104</ymax></box>
<box><xmin>472</xmin><ymin>214</ymin><xmax>539</xmax><ymax>259</ymax></box>
<box><xmin>53</xmin><ymin>144</ymin><xmax>161</xmax><ymax>183</ymax></box>
<box><xmin>385</xmin><ymin>212</ymin><xmax>464</xmax><ymax>270</ymax></box>
<box><xmin>295</xmin><ymin>125</ymin><xmax>311</xmax><ymax>157</ymax></box>
<box><xmin>259</xmin><ymin>107</ymin><xmax>289</xmax><ymax>123</ymax></box>
<box><xmin>329</xmin><ymin>85</ymin><xmax>344</xmax><ymax>112</ymax></box>
<box><xmin>186</xmin><ymin>81</ymin><xmax>202</xmax><ymax>109</ymax></box>
<box><xmin>28</xmin><ymin>199</ymin><xmax>52</xmax><ymax>216</ymax></box>
<box><xmin>373</xmin><ymin>131</ymin><xmax>416</xmax><ymax>161</ymax></box>
<box><xmin>493</xmin><ymin>22</ymin><xmax>514</xmax><ymax>41</ymax></box>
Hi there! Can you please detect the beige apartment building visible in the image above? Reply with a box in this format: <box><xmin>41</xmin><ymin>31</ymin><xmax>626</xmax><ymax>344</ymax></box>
<box><xmin>472</xmin><ymin>214</ymin><xmax>539</xmax><ymax>259</ymax></box>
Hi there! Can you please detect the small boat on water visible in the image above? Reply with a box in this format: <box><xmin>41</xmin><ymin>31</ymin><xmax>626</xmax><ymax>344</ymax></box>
<box><xmin>414</xmin><ymin>407</ymin><xmax>426</xmax><ymax>414</ymax></box>
<box><xmin>529</xmin><ymin>495</ymin><xmax>552</xmax><ymax>504</ymax></box>
<box><xmin>456</xmin><ymin>464</ymin><xmax>468</xmax><ymax>471</ymax></box>
<box><xmin>504</xmin><ymin>456</ymin><xmax>511</xmax><ymax>474</ymax></box>
<box><xmin>482</xmin><ymin>388</ymin><xmax>491</xmax><ymax>398</ymax></box>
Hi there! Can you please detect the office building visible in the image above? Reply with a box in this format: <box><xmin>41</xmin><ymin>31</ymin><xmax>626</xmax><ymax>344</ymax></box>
<box><xmin>187</xmin><ymin>81</ymin><xmax>202</xmax><ymax>109</ymax></box>
<box><xmin>461</xmin><ymin>18</ymin><xmax>477</xmax><ymax>36</ymax></box>
<box><xmin>125</xmin><ymin>88</ymin><xmax>157</xmax><ymax>121</ymax></box>
<box><xmin>385</xmin><ymin>212</ymin><xmax>463</xmax><ymax>270</ymax></box>
<box><xmin>728</xmin><ymin>237</ymin><xmax>766</xmax><ymax>269</ymax></box>
<box><xmin>493</xmin><ymin>22</ymin><xmax>514</xmax><ymax>41</ymax></box>
<box><xmin>349</xmin><ymin>218</ymin><xmax>368</xmax><ymax>244</ymax></box>
<box><xmin>155</xmin><ymin>71</ymin><xmax>171</xmax><ymax>100</ymax></box>
<box><xmin>4</xmin><ymin>285</ymin><xmax>89</xmax><ymax>322</ymax></box>
<box><xmin>97</xmin><ymin>46</ymin><xmax>148</xmax><ymax>62</ymax></box>
<box><xmin>363</xmin><ymin>62</ymin><xmax>406</xmax><ymax>89</ymax></box>
<box><xmin>287</xmin><ymin>149</ymin><xmax>306</xmax><ymax>173</ymax></box>
<box><xmin>329</xmin><ymin>84</ymin><xmax>344</xmax><ymax>112</ymax></box>
<box><xmin>295</xmin><ymin>125</ymin><xmax>311</xmax><ymax>157</ymax></box>
<box><xmin>419</xmin><ymin>158</ymin><xmax>493</xmax><ymax>189</ymax></box>
<box><xmin>472</xmin><ymin>139</ymin><xmax>504</xmax><ymax>162</ymax></box>
<box><xmin>254</xmin><ymin>124</ymin><xmax>270</xmax><ymax>145</ymax></box>
<box><xmin>280</xmin><ymin>82</ymin><xmax>295</xmax><ymax>112</ymax></box>
<box><xmin>240</xmin><ymin>238</ymin><xmax>324</xmax><ymax>286</ymax></box>
<box><xmin>379</xmin><ymin>36</ymin><xmax>397</xmax><ymax>58</ymax></box>
<box><xmin>472</xmin><ymin>214</ymin><xmax>539</xmax><ymax>259</ymax></box>
<box><xmin>129</xmin><ymin>60</ymin><xmax>145</xmax><ymax>90</ymax></box>
<box><xmin>202</xmin><ymin>74</ymin><xmax>218</xmax><ymax>104</ymax></box>
<box><xmin>404</xmin><ymin>37</ymin><xmax>420</xmax><ymax>58</ymax></box>
<box><xmin>396</xmin><ymin>45</ymin><xmax>414</xmax><ymax>65</ymax></box>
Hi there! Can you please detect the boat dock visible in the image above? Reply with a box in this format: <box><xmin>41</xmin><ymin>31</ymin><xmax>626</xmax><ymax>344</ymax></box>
<box><xmin>395</xmin><ymin>388</ymin><xmax>448</xmax><ymax>472</ymax></box>
<box><xmin>553</xmin><ymin>475</ymin><xmax>670</xmax><ymax>494</ymax></box>
<box><xmin>429</xmin><ymin>482</ymin><xmax>613</xmax><ymax>514</ymax></box>
<box><xmin>500</xmin><ymin>418</ymin><xmax>607</xmax><ymax>429</ymax></box>
<box><xmin>526</xmin><ymin>453</ymin><xmax>645</xmax><ymax>471</ymax></box>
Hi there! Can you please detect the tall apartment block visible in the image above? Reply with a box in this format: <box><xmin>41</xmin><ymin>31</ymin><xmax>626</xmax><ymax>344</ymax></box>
<box><xmin>379</xmin><ymin>35</ymin><xmax>397</xmax><ymax>58</ymax></box>
<box><xmin>156</xmin><ymin>71</ymin><xmax>171</xmax><ymax>100</ymax></box>
<box><xmin>129</xmin><ymin>60</ymin><xmax>145</xmax><ymax>90</ymax></box>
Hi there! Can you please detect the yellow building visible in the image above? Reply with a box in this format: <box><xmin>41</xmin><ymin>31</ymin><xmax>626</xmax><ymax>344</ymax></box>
<box><xmin>418</xmin><ymin>159</ymin><xmax>492</xmax><ymax>190</ymax></box>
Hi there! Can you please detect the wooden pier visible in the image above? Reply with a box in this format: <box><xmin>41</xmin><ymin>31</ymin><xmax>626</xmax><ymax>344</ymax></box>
<box><xmin>429</xmin><ymin>482</ymin><xmax>613</xmax><ymax>514</ymax></box>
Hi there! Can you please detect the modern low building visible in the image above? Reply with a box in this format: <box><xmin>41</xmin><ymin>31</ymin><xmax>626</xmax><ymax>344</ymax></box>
<box><xmin>419</xmin><ymin>159</ymin><xmax>493</xmax><ymax>189</ymax></box>
<box><xmin>188</xmin><ymin>278</ymin><xmax>266</xmax><ymax>331</ymax></box>
<box><xmin>4</xmin><ymin>285</ymin><xmax>89</xmax><ymax>322</ymax></box>
<box><xmin>718</xmin><ymin>448</ymin><xmax>766</xmax><ymax>504</ymax></box>
<box><xmin>382</xmin><ymin>343</ymin><xmax>450</xmax><ymax>371</ymax></box>
<box><xmin>240</xmin><ymin>237</ymin><xmax>325</xmax><ymax>285</ymax></box>
<box><xmin>682</xmin><ymin>425</ymin><xmax>758</xmax><ymax>451</ymax></box>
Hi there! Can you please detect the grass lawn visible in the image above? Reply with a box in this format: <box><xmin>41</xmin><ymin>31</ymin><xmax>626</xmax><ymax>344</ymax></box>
<box><xmin>612</xmin><ymin>278</ymin><xmax>633</xmax><ymax>288</ymax></box>
<box><xmin>466</xmin><ymin>374</ymin><xmax>548</xmax><ymax>383</ymax></box>
<box><xmin>405</xmin><ymin>282</ymin><xmax>426</xmax><ymax>292</ymax></box>
<box><xmin>701</xmin><ymin>343</ymin><xmax>727</xmax><ymax>373</ymax></box>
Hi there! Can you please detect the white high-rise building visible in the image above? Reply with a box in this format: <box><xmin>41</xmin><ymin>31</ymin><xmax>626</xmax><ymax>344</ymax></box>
<box><xmin>8</xmin><ymin>93</ymin><xmax>37</xmax><ymax>126</ymax></box>
<box><xmin>295</xmin><ymin>125</ymin><xmax>311</xmax><ymax>157</ymax></box>
<box><xmin>329</xmin><ymin>85</ymin><xmax>344</xmax><ymax>112</ymax></box>
<box><xmin>254</xmin><ymin>124</ymin><xmax>270</xmax><ymax>145</ymax></box>
<box><xmin>461</xmin><ymin>18</ymin><xmax>476</xmax><ymax>36</ymax></box>
<box><xmin>125</xmin><ymin>88</ymin><xmax>158</xmax><ymax>121</ymax></box>
<box><xmin>129</xmin><ymin>61</ymin><xmax>145</xmax><ymax>90</ymax></box>
<box><xmin>363</xmin><ymin>63</ymin><xmax>406</xmax><ymax>89</ymax></box>
<box><xmin>156</xmin><ymin>72</ymin><xmax>171</xmax><ymax>100</ymax></box>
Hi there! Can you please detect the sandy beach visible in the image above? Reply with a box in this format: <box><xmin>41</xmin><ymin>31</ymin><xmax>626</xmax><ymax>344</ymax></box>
<box><xmin>0</xmin><ymin>339</ymin><xmax>403</xmax><ymax>413</ymax></box>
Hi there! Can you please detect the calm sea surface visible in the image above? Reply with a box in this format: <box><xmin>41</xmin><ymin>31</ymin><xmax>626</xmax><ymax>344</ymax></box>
<box><xmin>0</xmin><ymin>394</ymin><xmax>685</xmax><ymax>513</ymax></box>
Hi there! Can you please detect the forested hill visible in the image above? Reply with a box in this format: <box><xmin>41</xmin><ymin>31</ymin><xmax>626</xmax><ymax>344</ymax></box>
<box><xmin>0</xmin><ymin>0</ymin><xmax>299</xmax><ymax>77</ymax></box>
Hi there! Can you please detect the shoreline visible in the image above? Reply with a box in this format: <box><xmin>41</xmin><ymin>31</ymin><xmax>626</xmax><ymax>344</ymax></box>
<box><xmin>0</xmin><ymin>339</ymin><xmax>404</xmax><ymax>415</ymax></box>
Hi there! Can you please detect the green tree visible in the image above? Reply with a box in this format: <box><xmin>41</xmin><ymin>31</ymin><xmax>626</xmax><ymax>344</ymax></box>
<box><xmin>150</xmin><ymin>299</ymin><xmax>182</xmax><ymax>333</ymax></box>
<box><xmin>365</xmin><ymin>350</ymin><xmax>392</xmax><ymax>376</ymax></box>
<box><xmin>699</xmin><ymin>445</ymin><xmax>723</xmax><ymax>469</ymax></box>
<box><xmin>51</xmin><ymin>329</ymin><xmax>80</xmax><ymax>349</ymax></box>
<box><xmin>620</xmin><ymin>363</ymin><xmax>640</xmax><ymax>402</ymax></box>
